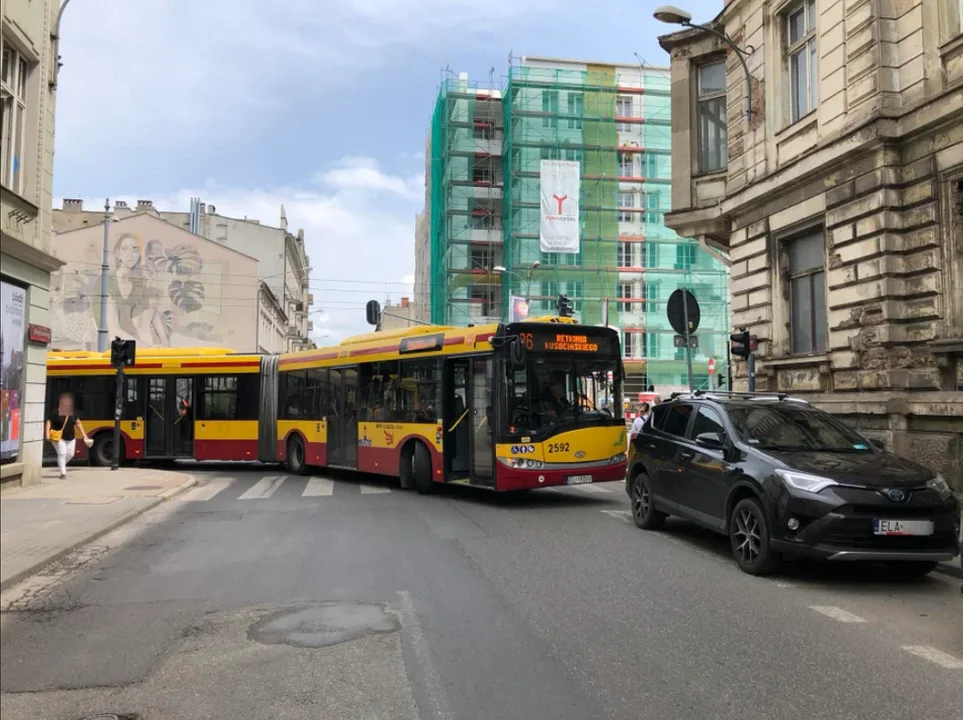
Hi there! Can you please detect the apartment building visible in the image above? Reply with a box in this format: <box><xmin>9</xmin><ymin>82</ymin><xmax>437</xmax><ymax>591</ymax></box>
<box><xmin>53</xmin><ymin>198</ymin><xmax>314</xmax><ymax>352</ymax></box>
<box><xmin>1</xmin><ymin>2</ymin><xmax>65</xmax><ymax>487</ymax></box>
<box><xmin>658</xmin><ymin>0</ymin><xmax>962</xmax><ymax>487</ymax></box>
<box><xmin>416</xmin><ymin>57</ymin><xmax>730</xmax><ymax>394</ymax></box>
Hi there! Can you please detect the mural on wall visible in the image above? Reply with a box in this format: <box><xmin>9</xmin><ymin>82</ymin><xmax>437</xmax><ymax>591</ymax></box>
<box><xmin>50</xmin><ymin>217</ymin><xmax>257</xmax><ymax>351</ymax></box>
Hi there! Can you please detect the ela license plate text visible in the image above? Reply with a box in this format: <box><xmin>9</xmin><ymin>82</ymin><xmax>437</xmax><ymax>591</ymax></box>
<box><xmin>873</xmin><ymin>519</ymin><xmax>934</xmax><ymax>536</ymax></box>
<box><xmin>566</xmin><ymin>475</ymin><xmax>593</xmax><ymax>485</ymax></box>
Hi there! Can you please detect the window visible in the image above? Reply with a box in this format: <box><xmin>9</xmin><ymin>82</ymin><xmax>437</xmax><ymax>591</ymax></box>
<box><xmin>542</xmin><ymin>90</ymin><xmax>558</xmax><ymax>128</ymax></box>
<box><xmin>618</xmin><ymin>153</ymin><xmax>634</xmax><ymax>177</ymax></box>
<box><xmin>786</xmin><ymin>0</ymin><xmax>818</xmax><ymax>123</ymax></box>
<box><xmin>566</xmin><ymin>92</ymin><xmax>583</xmax><ymax>129</ymax></box>
<box><xmin>618</xmin><ymin>192</ymin><xmax>635</xmax><ymax>222</ymax></box>
<box><xmin>643</xmin><ymin>332</ymin><xmax>660</xmax><ymax>358</ymax></box>
<box><xmin>661</xmin><ymin>404</ymin><xmax>694</xmax><ymax>437</ymax></box>
<box><xmin>691</xmin><ymin>406</ymin><xmax>725</xmax><ymax>440</ymax></box>
<box><xmin>473</xmin><ymin>123</ymin><xmax>493</xmax><ymax>140</ymax></box>
<box><xmin>617</xmin><ymin>242</ymin><xmax>635</xmax><ymax>269</ymax></box>
<box><xmin>697</xmin><ymin>61</ymin><xmax>727</xmax><ymax>172</ymax></box>
<box><xmin>1</xmin><ymin>42</ymin><xmax>29</xmax><ymax>194</ymax></box>
<box><xmin>643</xmin><ymin>153</ymin><xmax>670</xmax><ymax>179</ymax></box>
<box><xmin>675</xmin><ymin>243</ymin><xmax>697</xmax><ymax>270</ymax></box>
<box><xmin>623</xmin><ymin>331</ymin><xmax>635</xmax><ymax>358</ymax></box>
<box><xmin>469</xmin><ymin>245</ymin><xmax>492</xmax><ymax>271</ymax></box>
<box><xmin>563</xmin><ymin>148</ymin><xmax>583</xmax><ymax>164</ymax></box>
<box><xmin>400</xmin><ymin>359</ymin><xmax>441</xmax><ymax>423</ymax></box>
<box><xmin>470</xmin><ymin>286</ymin><xmax>493</xmax><ymax>319</ymax></box>
<box><xmin>306</xmin><ymin>368</ymin><xmax>328</xmax><ymax>420</ymax></box>
<box><xmin>616</xmin><ymin>95</ymin><xmax>633</xmax><ymax>131</ymax></box>
<box><xmin>199</xmin><ymin>376</ymin><xmax>238</xmax><ymax>419</ymax></box>
<box><xmin>279</xmin><ymin>371</ymin><xmax>306</xmax><ymax>419</ymax></box>
<box><xmin>360</xmin><ymin>362</ymin><xmax>399</xmax><ymax>421</ymax></box>
<box><xmin>472</xmin><ymin>159</ymin><xmax>492</xmax><ymax>184</ymax></box>
<box><xmin>471</xmin><ymin>205</ymin><xmax>493</xmax><ymax>229</ymax></box>
<box><xmin>645</xmin><ymin>192</ymin><xmax>662</xmax><ymax>224</ymax></box>
<box><xmin>786</xmin><ymin>230</ymin><xmax>827</xmax><ymax>354</ymax></box>
<box><xmin>618</xmin><ymin>281</ymin><xmax>634</xmax><ymax>312</ymax></box>
<box><xmin>645</xmin><ymin>282</ymin><xmax>659</xmax><ymax>313</ymax></box>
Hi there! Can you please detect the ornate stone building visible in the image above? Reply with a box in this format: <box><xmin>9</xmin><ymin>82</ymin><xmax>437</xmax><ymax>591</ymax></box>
<box><xmin>659</xmin><ymin>0</ymin><xmax>963</xmax><ymax>489</ymax></box>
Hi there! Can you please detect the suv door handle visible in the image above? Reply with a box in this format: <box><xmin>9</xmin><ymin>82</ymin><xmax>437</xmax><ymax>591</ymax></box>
<box><xmin>679</xmin><ymin>450</ymin><xmax>694</xmax><ymax>460</ymax></box>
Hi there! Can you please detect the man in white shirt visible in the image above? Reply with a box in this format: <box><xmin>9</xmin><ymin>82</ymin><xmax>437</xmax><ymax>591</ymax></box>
<box><xmin>629</xmin><ymin>402</ymin><xmax>651</xmax><ymax>440</ymax></box>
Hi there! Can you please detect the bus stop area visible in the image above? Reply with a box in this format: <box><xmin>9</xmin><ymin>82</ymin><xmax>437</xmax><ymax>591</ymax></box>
<box><xmin>0</xmin><ymin>467</ymin><xmax>198</xmax><ymax>591</ymax></box>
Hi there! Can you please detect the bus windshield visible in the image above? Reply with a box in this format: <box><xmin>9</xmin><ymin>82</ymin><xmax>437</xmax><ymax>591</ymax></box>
<box><xmin>504</xmin><ymin>353</ymin><xmax>622</xmax><ymax>437</ymax></box>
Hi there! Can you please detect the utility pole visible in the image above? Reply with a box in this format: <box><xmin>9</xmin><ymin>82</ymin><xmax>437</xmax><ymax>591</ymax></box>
<box><xmin>681</xmin><ymin>287</ymin><xmax>695</xmax><ymax>392</ymax></box>
<box><xmin>98</xmin><ymin>199</ymin><xmax>110</xmax><ymax>352</ymax></box>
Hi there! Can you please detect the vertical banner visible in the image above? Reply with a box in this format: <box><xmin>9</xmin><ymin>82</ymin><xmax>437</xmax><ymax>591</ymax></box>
<box><xmin>0</xmin><ymin>281</ymin><xmax>27</xmax><ymax>462</ymax></box>
<box><xmin>539</xmin><ymin>160</ymin><xmax>580</xmax><ymax>253</ymax></box>
<box><xmin>510</xmin><ymin>296</ymin><xmax>530</xmax><ymax>322</ymax></box>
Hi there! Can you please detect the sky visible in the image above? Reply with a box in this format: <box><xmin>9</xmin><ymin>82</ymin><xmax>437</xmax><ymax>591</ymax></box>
<box><xmin>54</xmin><ymin>0</ymin><xmax>684</xmax><ymax>344</ymax></box>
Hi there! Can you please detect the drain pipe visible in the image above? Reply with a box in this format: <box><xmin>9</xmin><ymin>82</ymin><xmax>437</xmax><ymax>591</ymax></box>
<box><xmin>49</xmin><ymin>0</ymin><xmax>73</xmax><ymax>89</ymax></box>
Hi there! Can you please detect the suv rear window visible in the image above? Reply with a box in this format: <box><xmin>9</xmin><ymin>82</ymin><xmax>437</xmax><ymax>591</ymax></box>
<box><xmin>660</xmin><ymin>404</ymin><xmax>693</xmax><ymax>438</ymax></box>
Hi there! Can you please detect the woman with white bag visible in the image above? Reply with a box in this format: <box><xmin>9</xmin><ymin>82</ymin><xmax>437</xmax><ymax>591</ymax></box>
<box><xmin>45</xmin><ymin>392</ymin><xmax>91</xmax><ymax>479</ymax></box>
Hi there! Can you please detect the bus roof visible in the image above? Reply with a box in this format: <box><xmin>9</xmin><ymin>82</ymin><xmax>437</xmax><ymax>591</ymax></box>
<box><xmin>47</xmin><ymin>347</ymin><xmax>262</xmax><ymax>374</ymax></box>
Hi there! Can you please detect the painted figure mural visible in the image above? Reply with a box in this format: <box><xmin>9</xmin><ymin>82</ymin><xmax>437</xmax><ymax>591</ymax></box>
<box><xmin>50</xmin><ymin>215</ymin><xmax>257</xmax><ymax>351</ymax></box>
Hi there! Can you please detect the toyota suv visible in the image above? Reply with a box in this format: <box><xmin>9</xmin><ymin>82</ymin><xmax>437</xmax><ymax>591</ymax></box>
<box><xmin>626</xmin><ymin>391</ymin><xmax>960</xmax><ymax>577</ymax></box>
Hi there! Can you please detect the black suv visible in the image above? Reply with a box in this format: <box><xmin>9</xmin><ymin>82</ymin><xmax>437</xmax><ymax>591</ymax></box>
<box><xmin>626</xmin><ymin>392</ymin><xmax>960</xmax><ymax>577</ymax></box>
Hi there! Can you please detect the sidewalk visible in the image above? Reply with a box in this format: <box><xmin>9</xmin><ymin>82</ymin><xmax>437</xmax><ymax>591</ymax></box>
<box><xmin>0</xmin><ymin>466</ymin><xmax>198</xmax><ymax>590</ymax></box>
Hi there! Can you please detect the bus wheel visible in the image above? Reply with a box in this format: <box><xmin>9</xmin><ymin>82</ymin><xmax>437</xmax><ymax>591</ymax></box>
<box><xmin>399</xmin><ymin>444</ymin><xmax>415</xmax><ymax>490</ymax></box>
<box><xmin>413</xmin><ymin>442</ymin><xmax>435</xmax><ymax>495</ymax></box>
<box><xmin>286</xmin><ymin>436</ymin><xmax>307</xmax><ymax>475</ymax></box>
<box><xmin>91</xmin><ymin>433</ymin><xmax>122</xmax><ymax>467</ymax></box>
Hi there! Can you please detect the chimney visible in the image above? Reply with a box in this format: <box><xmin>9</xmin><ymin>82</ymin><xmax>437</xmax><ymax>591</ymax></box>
<box><xmin>136</xmin><ymin>199</ymin><xmax>153</xmax><ymax>210</ymax></box>
<box><xmin>115</xmin><ymin>200</ymin><xmax>128</xmax><ymax>208</ymax></box>
<box><xmin>401</xmin><ymin>297</ymin><xmax>410</xmax><ymax>308</ymax></box>
<box><xmin>62</xmin><ymin>198</ymin><xmax>83</xmax><ymax>211</ymax></box>
<box><xmin>209</xmin><ymin>205</ymin><xmax>216</xmax><ymax>214</ymax></box>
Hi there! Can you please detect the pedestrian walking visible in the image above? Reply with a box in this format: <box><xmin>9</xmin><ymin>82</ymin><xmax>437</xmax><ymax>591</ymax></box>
<box><xmin>45</xmin><ymin>392</ymin><xmax>90</xmax><ymax>479</ymax></box>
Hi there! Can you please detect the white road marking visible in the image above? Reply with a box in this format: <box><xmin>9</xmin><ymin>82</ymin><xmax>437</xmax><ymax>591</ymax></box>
<box><xmin>179</xmin><ymin>477</ymin><xmax>235</xmax><ymax>502</ymax></box>
<box><xmin>600</xmin><ymin>509</ymin><xmax>633</xmax><ymax>524</ymax></box>
<box><xmin>238</xmin><ymin>475</ymin><xmax>286</xmax><ymax>500</ymax></box>
<box><xmin>302</xmin><ymin>477</ymin><xmax>336</xmax><ymax>497</ymax></box>
<box><xmin>901</xmin><ymin>646</ymin><xmax>963</xmax><ymax>670</ymax></box>
<box><xmin>397</xmin><ymin>591</ymin><xmax>453</xmax><ymax>720</ymax></box>
<box><xmin>809</xmin><ymin>606</ymin><xmax>867</xmax><ymax>623</ymax></box>
<box><xmin>359</xmin><ymin>484</ymin><xmax>392</xmax><ymax>495</ymax></box>
<box><xmin>774</xmin><ymin>581</ymin><xmax>795</xmax><ymax>588</ymax></box>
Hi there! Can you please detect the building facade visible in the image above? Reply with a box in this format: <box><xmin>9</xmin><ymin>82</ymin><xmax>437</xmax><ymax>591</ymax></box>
<box><xmin>49</xmin><ymin>213</ymin><xmax>259</xmax><ymax>352</ymax></box>
<box><xmin>54</xmin><ymin>198</ymin><xmax>314</xmax><ymax>351</ymax></box>
<box><xmin>378</xmin><ymin>297</ymin><xmax>420</xmax><ymax>331</ymax></box>
<box><xmin>659</xmin><ymin>0</ymin><xmax>963</xmax><ymax>488</ymax></box>
<box><xmin>416</xmin><ymin>57</ymin><xmax>730</xmax><ymax>395</ymax></box>
<box><xmin>1</xmin><ymin>1</ymin><xmax>65</xmax><ymax>487</ymax></box>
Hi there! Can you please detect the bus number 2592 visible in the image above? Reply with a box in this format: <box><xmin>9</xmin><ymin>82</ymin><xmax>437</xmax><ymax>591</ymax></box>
<box><xmin>547</xmin><ymin>442</ymin><xmax>570</xmax><ymax>454</ymax></box>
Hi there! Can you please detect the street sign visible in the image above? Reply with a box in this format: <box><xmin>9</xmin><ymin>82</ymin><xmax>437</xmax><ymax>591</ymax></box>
<box><xmin>667</xmin><ymin>288</ymin><xmax>700</xmax><ymax>336</ymax></box>
<box><xmin>708</xmin><ymin>358</ymin><xmax>715</xmax><ymax>375</ymax></box>
<box><xmin>673</xmin><ymin>334</ymin><xmax>698</xmax><ymax>349</ymax></box>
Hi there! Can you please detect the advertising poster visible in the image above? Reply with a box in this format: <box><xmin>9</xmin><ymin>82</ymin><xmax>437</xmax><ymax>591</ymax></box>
<box><xmin>539</xmin><ymin>160</ymin><xmax>580</xmax><ymax>253</ymax></box>
<box><xmin>510</xmin><ymin>296</ymin><xmax>530</xmax><ymax>323</ymax></box>
<box><xmin>0</xmin><ymin>280</ymin><xmax>26</xmax><ymax>462</ymax></box>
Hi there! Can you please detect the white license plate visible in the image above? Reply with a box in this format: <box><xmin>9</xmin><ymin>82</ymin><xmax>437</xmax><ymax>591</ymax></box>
<box><xmin>873</xmin><ymin>519</ymin><xmax>934</xmax><ymax>536</ymax></box>
<box><xmin>566</xmin><ymin>475</ymin><xmax>593</xmax><ymax>485</ymax></box>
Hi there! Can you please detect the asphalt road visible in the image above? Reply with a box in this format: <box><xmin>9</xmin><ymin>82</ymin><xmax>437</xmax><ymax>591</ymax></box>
<box><xmin>1</xmin><ymin>465</ymin><xmax>961</xmax><ymax>720</ymax></box>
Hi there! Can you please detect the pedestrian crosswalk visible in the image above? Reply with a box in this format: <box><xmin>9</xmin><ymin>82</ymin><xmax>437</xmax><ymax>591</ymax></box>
<box><xmin>178</xmin><ymin>475</ymin><xmax>397</xmax><ymax>503</ymax></box>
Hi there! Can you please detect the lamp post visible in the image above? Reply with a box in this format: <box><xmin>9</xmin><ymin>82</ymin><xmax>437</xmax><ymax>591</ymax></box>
<box><xmin>492</xmin><ymin>260</ymin><xmax>541</xmax><ymax>301</ymax></box>
<box><xmin>97</xmin><ymin>199</ymin><xmax>110</xmax><ymax>352</ymax></box>
<box><xmin>654</xmin><ymin>5</ymin><xmax>755</xmax><ymax>122</ymax></box>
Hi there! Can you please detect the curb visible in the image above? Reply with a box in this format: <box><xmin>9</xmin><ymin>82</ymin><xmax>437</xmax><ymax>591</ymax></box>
<box><xmin>0</xmin><ymin>476</ymin><xmax>198</xmax><ymax>592</ymax></box>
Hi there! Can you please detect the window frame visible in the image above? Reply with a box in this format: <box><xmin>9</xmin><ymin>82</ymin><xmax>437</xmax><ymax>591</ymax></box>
<box><xmin>616</xmin><ymin>94</ymin><xmax>633</xmax><ymax>132</ymax></box>
<box><xmin>566</xmin><ymin>92</ymin><xmax>583</xmax><ymax>130</ymax></box>
<box><xmin>696</xmin><ymin>59</ymin><xmax>728</xmax><ymax>174</ymax></box>
<box><xmin>618</xmin><ymin>152</ymin><xmax>634</xmax><ymax>177</ymax></box>
<box><xmin>784</xmin><ymin>0</ymin><xmax>818</xmax><ymax>124</ymax></box>
<box><xmin>1</xmin><ymin>39</ymin><xmax>29</xmax><ymax>194</ymax></box>
<box><xmin>784</xmin><ymin>229</ymin><xmax>828</xmax><ymax>355</ymax></box>
<box><xmin>618</xmin><ymin>191</ymin><xmax>635</xmax><ymax>223</ymax></box>
<box><xmin>623</xmin><ymin>330</ymin><xmax>635</xmax><ymax>359</ymax></box>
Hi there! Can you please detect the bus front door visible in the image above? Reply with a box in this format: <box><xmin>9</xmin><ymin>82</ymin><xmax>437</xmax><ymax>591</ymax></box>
<box><xmin>144</xmin><ymin>376</ymin><xmax>194</xmax><ymax>459</ymax></box>
<box><xmin>326</xmin><ymin>367</ymin><xmax>358</xmax><ymax>469</ymax></box>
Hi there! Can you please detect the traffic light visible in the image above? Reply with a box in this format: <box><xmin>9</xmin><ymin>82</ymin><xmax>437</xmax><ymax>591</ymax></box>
<box><xmin>557</xmin><ymin>294</ymin><xmax>573</xmax><ymax>318</ymax></box>
<box><xmin>730</xmin><ymin>329</ymin><xmax>751</xmax><ymax>359</ymax></box>
<box><xmin>110</xmin><ymin>337</ymin><xmax>136</xmax><ymax>367</ymax></box>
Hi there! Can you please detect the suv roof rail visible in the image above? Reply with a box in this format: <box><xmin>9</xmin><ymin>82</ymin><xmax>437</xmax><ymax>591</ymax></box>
<box><xmin>666</xmin><ymin>389</ymin><xmax>810</xmax><ymax>405</ymax></box>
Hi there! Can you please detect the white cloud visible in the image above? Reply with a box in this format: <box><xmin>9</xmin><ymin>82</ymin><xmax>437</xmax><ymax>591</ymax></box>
<box><xmin>316</xmin><ymin>157</ymin><xmax>423</xmax><ymax>199</ymax></box>
<box><xmin>66</xmin><ymin>156</ymin><xmax>423</xmax><ymax>345</ymax></box>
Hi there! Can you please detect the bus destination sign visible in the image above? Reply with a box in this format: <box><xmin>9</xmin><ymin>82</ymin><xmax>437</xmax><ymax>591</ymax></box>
<box><xmin>399</xmin><ymin>333</ymin><xmax>446</xmax><ymax>355</ymax></box>
<box><xmin>542</xmin><ymin>333</ymin><xmax>599</xmax><ymax>352</ymax></box>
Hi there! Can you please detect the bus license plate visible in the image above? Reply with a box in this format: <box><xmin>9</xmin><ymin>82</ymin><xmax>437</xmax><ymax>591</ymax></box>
<box><xmin>873</xmin><ymin>519</ymin><xmax>934</xmax><ymax>536</ymax></box>
<box><xmin>567</xmin><ymin>475</ymin><xmax>592</xmax><ymax>485</ymax></box>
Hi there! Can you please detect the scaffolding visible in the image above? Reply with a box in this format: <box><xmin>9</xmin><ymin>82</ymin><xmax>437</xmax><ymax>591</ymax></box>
<box><xmin>428</xmin><ymin>61</ymin><xmax>730</xmax><ymax>393</ymax></box>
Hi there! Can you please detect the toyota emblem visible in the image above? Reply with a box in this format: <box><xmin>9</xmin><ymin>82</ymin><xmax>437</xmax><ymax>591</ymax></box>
<box><xmin>885</xmin><ymin>488</ymin><xmax>908</xmax><ymax>503</ymax></box>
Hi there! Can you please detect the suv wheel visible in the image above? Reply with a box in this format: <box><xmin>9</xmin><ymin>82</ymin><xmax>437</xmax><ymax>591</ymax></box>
<box><xmin>729</xmin><ymin>498</ymin><xmax>780</xmax><ymax>575</ymax></box>
<box><xmin>630</xmin><ymin>470</ymin><xmax>666</xmax><ymax>530</ymax></box>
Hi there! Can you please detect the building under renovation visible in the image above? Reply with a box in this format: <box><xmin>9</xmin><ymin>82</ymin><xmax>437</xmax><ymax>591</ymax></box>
<box><xmin>416</xmin><ymin>56</ymin><xmax>729</xmax><ymax>394</ymax></box>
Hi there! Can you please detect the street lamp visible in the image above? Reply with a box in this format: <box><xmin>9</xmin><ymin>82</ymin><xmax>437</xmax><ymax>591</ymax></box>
<box><xmin>654</xmin><ymin>5</ymin><xmax>755</xmax><ymax>122</ymax></box>
<box><xmin>492</xmin><ymin>260</ymin><xmax>540</xmax><ymax>300</ymax></box>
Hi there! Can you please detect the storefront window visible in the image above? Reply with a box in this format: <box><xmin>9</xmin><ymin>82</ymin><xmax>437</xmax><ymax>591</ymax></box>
<box><xmin>0</xmin><ymin>279</ymin><xmax>27</xmax><ymax>463</ymax></box>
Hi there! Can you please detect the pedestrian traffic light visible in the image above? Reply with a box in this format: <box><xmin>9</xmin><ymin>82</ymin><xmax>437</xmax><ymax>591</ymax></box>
<box><xmin>557</xmin><ymin>294</ymin><xmax>573</xmax><ymax>318</ymax></box>
<box><xmin>110</xmin><ymin>337</ymin><xmax>136</xmax><ymax>367</ymax></box>
<box><xmin>730</xmin><ymin>329</ymin><xmax>751</xmax><ymax>359</ymax></box>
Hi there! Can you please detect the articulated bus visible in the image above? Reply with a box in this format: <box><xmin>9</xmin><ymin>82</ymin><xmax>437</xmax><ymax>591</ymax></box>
<box><xmin>45</xmin><ymin>318</ymin><xmax>628</xmax><ymax>491</ymax></box>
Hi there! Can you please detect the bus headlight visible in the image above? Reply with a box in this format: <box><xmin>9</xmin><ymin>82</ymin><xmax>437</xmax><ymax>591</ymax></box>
<box><xmin>498</xmin><ymin>457</ymin><xmax>544</xmax><ymax>470</ymax></box>
<box><xmin>608</xmin><ymin>453</ymin><xmax>626</xmax><ymax>464</ymax></box>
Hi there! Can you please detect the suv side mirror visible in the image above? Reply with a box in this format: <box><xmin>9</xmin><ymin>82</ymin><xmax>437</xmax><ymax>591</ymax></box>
<box><xmin>868</xmin><ymin>437</ymin><xmax>886</xmax><ymax>451</ymax></box>
<box><xmin>695</xmin><ymin>432</ymin><xmax>726</xmax><ymax>451</ymax></box>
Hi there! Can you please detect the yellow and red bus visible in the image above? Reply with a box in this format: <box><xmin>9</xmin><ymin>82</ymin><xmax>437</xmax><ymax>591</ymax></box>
<box><xmin>275</xmin><ymin>318</ymin><xmax>627</xmax><ymax>492</ymax></box>
<box><xmin>45</xmin><ymin>348</ymin><xmax>267</xmax><ymax>465</ymax></box>
<box><xmin>45</xmin><ymin>317</ymin><xmax>628</xmax><ymax>491</ymax></box>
